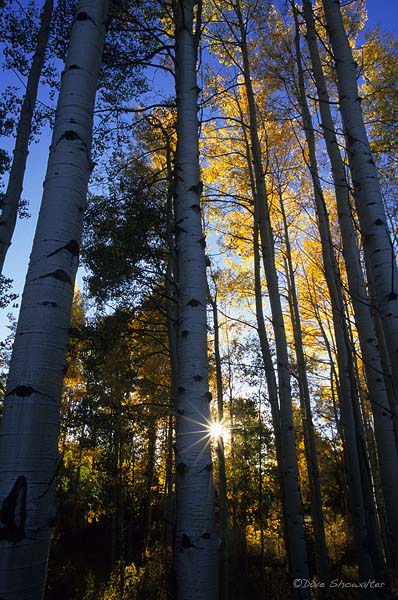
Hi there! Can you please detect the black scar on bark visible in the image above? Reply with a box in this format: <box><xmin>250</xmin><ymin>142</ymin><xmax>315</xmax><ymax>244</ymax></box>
<box><xmin>187</xmin><ymin>298</ymin><xmax>202</xmax><ymax>307</ymax></box>
<box><xmin>177</xmin><ymin>462</ymin><xmax>188</xmax><ymax>475</ymax></box>
<box><xmin>198</xmin><ymin>237</ymin><xmax>206</xmax><ymax>248</ymax></box>
<box><xmin>188</xmin><ymin>182</ymin><xmax>203</xmax><ymax>194</ymax></box>
<box><xmin>181</xmin><ymin>533</ymin><xmax>196</xmax><ymax>549</ymax></box>
<box><xmin>75</xmin><ymin>11</ymin><xmax>96</xmax><ymax>26</ymax></box>
<box><xmin>13</xmin><ymin>385</ymin><xmax>35</xmax><ymax>397</ymax></box>
<box><xmin>47</xmin><ymin>239</ymin><xmax>80</xmax><ymax>258</ymax></box>
<box><xmin>193</xmin><ymin>375</ymin><xmax>203</xmax><ymax>381</ymax></box>
<box><xmin>387</xmin><ymin>291</ymin><xmax>398</xmax><ymax>301</ymax></box>
<box><xmin>60</xmin><ymin>130</ymin><xmax>81</xmax><ymax>142</ymax></box>
<box><xmin>41</xmin><ymin>301</ymin><xmax>58</xmax><ymax>308</ymax></box>
<box><xmin>39</xmin><ymin>269</ymin><xmax>73</xmax><ymax>285</ymax></box>
<box><xmin>0</xmin><ymin>475</ymin><xmax>27</xmax><ymax>542</ymax></box>
<box><xmin>345</xmin><ymin>132</ymin><xmax>361</xmax><ymax>147</ymax></box>
<box><xmin>175</xmin><ymin>225</ymin><xmax>187</xmax><ymax>235</ymax></box>
<box><xmin>202</xmin><ymin>391</ymin><xmax>212</xmax><ymax>402</ymax></box>
<box><xmin>178</xmin><ymin>386</ymin><xmax>185</xmax><ymax>394</ymax></box>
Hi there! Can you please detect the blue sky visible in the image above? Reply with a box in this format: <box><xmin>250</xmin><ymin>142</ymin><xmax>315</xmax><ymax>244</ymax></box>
<box><xmin>366</xmin><ymin>0</ymin><xmax>398</xmax><ymax>34</ymax></box>
<box><xmin>0</xmin><ymin>0</ymin><xmax>397</xmax><ymax>337</ymax></box>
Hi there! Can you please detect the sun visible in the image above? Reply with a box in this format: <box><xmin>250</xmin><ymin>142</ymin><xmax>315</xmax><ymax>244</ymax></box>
<box><xmin>209</xmin><ymin>420</ymin><xmax>225</xmax><ymax>441</ymax></box>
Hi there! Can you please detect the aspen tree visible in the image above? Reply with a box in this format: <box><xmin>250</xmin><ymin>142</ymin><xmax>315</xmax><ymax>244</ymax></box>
<box><xmin>0</xmin><ymin>0</ymin><xmax>54</xmax><ymax>273</ymax></box>
<box><xmin>302</xmin><ymin>0</ymin><xmax>398</xmax><ymax>567</ymax></box>
<box><xmin>232</xmin><ymin>0</ymin><xmax>311</xmax><ymax>592</ymax></box>
<box><xmin>291</xmin><ymin>7</ymin><xmax>385</xmax><ymax>588</ymax></box>
<box><xmin>208</xmin><ymin>279</ymin><xmax>229</xmax><ymax>600</ymax></box>
<box><xmin>294</xmin><ymin>4</ymin><xmax>380</xmax><ymax>584</ymax></box>
<box><xmin>278</xmin><ymin>186</ymin><xmax>330</xmax><ymax>587</ymax></box>
<box><xmin>321</xmin><ymin>0</ymin><xmax>398</xmax><ymax>384</ymax></box>
<box><xmin>0</xmin><ymin>2</ymin><xmax>109</xmax><ymax>598</ymax></box>
<box><xmin>172</xmin><ymin>1</ymin><xmax>218</xmax><ymax>598</ymax></box>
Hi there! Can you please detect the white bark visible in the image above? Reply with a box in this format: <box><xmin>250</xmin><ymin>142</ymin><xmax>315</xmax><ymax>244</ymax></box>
<box><xmin>0</xmin><ymin>2</ymin><xmax>109</xmax><ymax>598</ymax></box>
<box><xmin>173</xmin><ymin>2</ymin><xmax>218</xmax><ymax>598</ymax></box>
<box><xmin>208</xmin><ymin>287</ymin><xmax>229</xmax><ymax>600</ymax></box>
<box><xmin>233</xmin><ymin>1</ymin><xmax>310</xmax><ymax>591</ymax></box>
<box><xmin>0</xmin><ymin>0</ymin><xmax>54</xmax><ymax>274</ymax></box>
<box><xmin>279</xmin><ymin>190</ymin><xmax>330</xmax><ymax>587</ymax></box>
<box><xmin>303</xmin><ymin>0</ymin><xmax>398</xmax><ymax>566</ymax></box>
<box><xmin>293</xmin><ymin>10</ymin><xmax>380</xmax><ymax>587</ymax></box>
<box><xmin>321</xmin><ymin>0</ymin><xmax>398</xmax><ymax>386</ymax></box>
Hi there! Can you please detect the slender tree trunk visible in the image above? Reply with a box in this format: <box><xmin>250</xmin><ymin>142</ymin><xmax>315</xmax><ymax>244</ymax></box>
<box><xmin>163</xmin><ymin>412</ymin><xmax>175</xmax><ymax>548</ymax></box>
<box><xmin>224</xmin><ymin>332</ymin><xmax>239</xmax><ymax>589</ymax></box>
<box><xmin>111</xmin><ymin>411</ymin><xmax>125</xmax><ymax>598</ymax></box>
<box><xmin>208</xmin><ymin>286</ymin><xmax>229</xmax><ymax>600</ymax></box>
<box><xmin>0</xmin><ymin>0</ymin><xmax>54</xmax><ymax>273</ymax></box>
<box><xmin>321</xmin><ymin>0</ymin><xmax>398</xmax><ymax>385</ymax></box>
<box><xmin>233</xmin><ymin>1</ymin><xmax>310</xmax><ymax>591</ymax></box>
<box><xmin>71</xmin><ymin>439</ymin><xmax>84</xmax><ymax>529</ymax></box>
<box><xmin>165</xmin><ymin>132</ymin><xmax>179</xmax><ymax>379</ymax></box>
<box><xmin>257</xmin><ymin>396</ymin><xmax>266</xmax><ymax>598</ymax></box>
<box><xmin>292</xmin><ymin>9</ymin><xmax>384</xmax><ymax>589</ymax></box>
<box><xmin>237</xmin><ymin>102</ymin><xmax>281</xmax><ymax>455</ymax></box>
<box><xmin>278</xmin><ymin>191</ymin><xmax>330</xmax><ymax>587</ymax></box>
<box><xmin>302</xmin><ymin>0</ymin><xmax>398</xmax><ymax>565</ymax></box>
<box><xmin>163</xmin><ymin>126</ymin><xmax>178</xmax><ymax>579</ymax></box>
<box><xmin>143</xmin><ymin>419</ymin><xmax>156</xmax><ymax>552</ymax></box>
<box><xmin>172</xmin><ymin>1</ymin><xmax>218</xmax><ymax>598</ymax></box>
<box><xmin>368</xmin><ymin>279</ymin><xmax>398</xmax><ymax>450</ymax></box>
<box><xmin>0</xmin><ymin>3</ymin><xmax>109</xmax><ymax>598</ymax></box>
<box><xmin>239</xmin><ymin>106</ymin><xmax>296</xmax><ymax>580</ymax></box>
<box><xmin>348</xmin><ymin>332</ymin><xmax>388</xmax><ymax>583</ymax></box>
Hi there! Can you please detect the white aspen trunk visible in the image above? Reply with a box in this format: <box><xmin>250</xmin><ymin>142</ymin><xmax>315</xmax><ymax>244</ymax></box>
<box><xmin>321</xmin><ymin>0</ymin><xmax>398</xmax><ymax>385</ymax></box>
<box><xmin>173</xmin><ymin>2</ymin><xmax>218</xmax><ymax>598</ymax></box>
<box><xmin>208</xmin><ymin>287</ymin><xmax>229</xmax><ymax>600</ymax></box>
<box><xmin>278</xmin><ymin>190</ymin><xmax>330</xmax><ymax>588</ymax></box>
<box><xmin>292</xmin><ymin>11</ymin><xmax>382</xmax><ymax>589</ymax></box>
<box><xmin>233</xmin><ymin>1</ymin><xmax>310</xmax><ymax>591</ymax></box>
<box><xmin>303</xmin><ymin>0</ymin><xmax>398</xmax><ymax>567</ymax></box>
<box><xmin>239</xmin><ymin>106</ymin><xmax>281</xmax><ymax>452</ymax></box>
<box><xmin>253</xmin><ymin>221</ymin><xmax>293</xmax><ymax>560</ymax></box>
<box><xmin>0</xmin><ymin>2</ymin><xmax>109</xmax><ymax>598</ymax></box>
<box><xmin>242</xmin><ymin>117</ymin><xmax>290</xmax><ymax>565</ymax></box>
<box><xmin>164</xmin><ymin>129</ymin><xmax>179</xmax><ymax>386</ymax></box>
<box><xmin>0</xmin><ymin>0</ymin><xmax>54</xmax><ymax>274</ymax></box>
